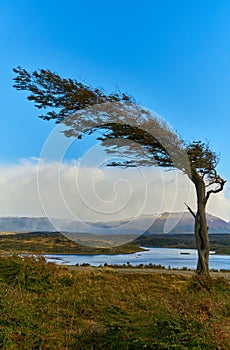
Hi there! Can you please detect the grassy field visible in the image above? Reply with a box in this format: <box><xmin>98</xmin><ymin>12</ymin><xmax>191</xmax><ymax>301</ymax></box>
<box><xmin>0</xmin><ymin>232</ymin><xmax>143</xmax><ymax>255</ymax></box>
<box><xmin>0</xmin><ymin>255</ymin><xmax>229</xmax><ymax>349</ymax></box>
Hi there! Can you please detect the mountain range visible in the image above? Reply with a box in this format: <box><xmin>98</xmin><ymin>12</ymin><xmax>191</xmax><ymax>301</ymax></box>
<box><xmin>0</xmin><ymin>212</ymin><xmax>230</xmax><ymax>234</ymax></box>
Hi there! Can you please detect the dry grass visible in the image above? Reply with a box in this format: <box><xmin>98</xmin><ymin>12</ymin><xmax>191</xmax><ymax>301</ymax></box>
<box><xmin>0</xmin><ymin>255</ymin><xmax>229</xmax><ymax>349</ymax></box>
<box><xmin>0</xmin><ymin>232</ymin><xmax>142</xmax><ymax>255</ymax></box>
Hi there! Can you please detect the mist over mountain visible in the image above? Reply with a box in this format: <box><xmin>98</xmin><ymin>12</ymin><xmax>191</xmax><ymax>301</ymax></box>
<box><xmin>0</xmin><ymin>212</ymin><xmax>230</xmax><ymax>234</ymax></box>
<box><xmin>0</xmin><ymin>217</ymin><xmax>55</xmax><ymax>232</ymax></box>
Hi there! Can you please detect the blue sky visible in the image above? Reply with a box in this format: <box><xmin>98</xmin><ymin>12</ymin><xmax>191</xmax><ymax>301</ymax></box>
<box><xmin>1</xmin><ymin>0</ymin><xmax>230</xmax><ymax>219</ymax></box>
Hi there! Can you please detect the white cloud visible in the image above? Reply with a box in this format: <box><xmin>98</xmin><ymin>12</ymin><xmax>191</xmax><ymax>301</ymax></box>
<box><xmin>0</xmin><ymin>159</ymin><xmax>230</xmax><ymax>222</ymax></box>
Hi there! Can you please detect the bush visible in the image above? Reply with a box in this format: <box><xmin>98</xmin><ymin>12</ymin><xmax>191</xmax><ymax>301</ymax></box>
<box><xmin>0</xmin><ymin>255</ymin><xmax>58</xmax><ymax>292</ymax></box>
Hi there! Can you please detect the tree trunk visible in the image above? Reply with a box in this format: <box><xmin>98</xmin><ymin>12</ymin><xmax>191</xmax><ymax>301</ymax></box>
<box><xmin>192</xmin><ymin>173</ymin><xmax>210</xmax><ymax>276</ymax></box>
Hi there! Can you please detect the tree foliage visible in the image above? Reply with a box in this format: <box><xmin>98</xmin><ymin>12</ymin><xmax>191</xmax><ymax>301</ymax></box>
<box><xmin>13</xmin><ymin>66</ymin><xmax>133</xmax><ymax>123</ymax></box>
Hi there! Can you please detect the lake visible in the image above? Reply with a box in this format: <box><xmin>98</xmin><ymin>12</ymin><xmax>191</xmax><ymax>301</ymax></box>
<box><xmin>45</xmin><ymin>247</ymin><xmax>230</xmax><ymax>270</ymax></box>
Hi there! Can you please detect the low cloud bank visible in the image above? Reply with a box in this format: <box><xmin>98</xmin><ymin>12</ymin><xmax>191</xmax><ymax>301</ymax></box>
<box><xmin>0</xmin><ymin>159</ymin><xmax>230</xmax><ymax>222</ymax></box>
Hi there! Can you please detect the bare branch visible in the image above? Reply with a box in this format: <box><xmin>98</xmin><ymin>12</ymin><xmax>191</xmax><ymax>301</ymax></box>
<box><xmin>185</xmin><ymin>203</ymin><xmax>196</xmax><ymax>218</ymax></box>
<box><xmin>204</xmin><ymin>177</ymin><xmax>226</xmax><ymax>204</ymax></box>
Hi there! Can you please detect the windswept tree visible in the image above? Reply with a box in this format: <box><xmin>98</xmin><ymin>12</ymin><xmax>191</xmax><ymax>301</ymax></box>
<box><xmin>13</xmin><ymin>67</ymin><xmax>226</xmax><ymax>275</ymax></box>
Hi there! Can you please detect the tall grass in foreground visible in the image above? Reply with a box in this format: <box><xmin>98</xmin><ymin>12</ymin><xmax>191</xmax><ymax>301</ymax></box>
<box><xmin>0</xmin><ymin>255</ymin><xmax>229</xmax><ymax>349</ymax></box>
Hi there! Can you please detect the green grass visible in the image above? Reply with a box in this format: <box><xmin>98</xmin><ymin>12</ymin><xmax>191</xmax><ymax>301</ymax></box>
<box><xmin>0</xmin><ymin>255</ymin><xmax>229</xmax><ymax>349</ymax></box>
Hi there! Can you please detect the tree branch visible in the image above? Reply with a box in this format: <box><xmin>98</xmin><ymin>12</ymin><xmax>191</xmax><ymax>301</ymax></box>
<box><xmin>185</xmin><ymin>203</ymin><xmax>196</xmax><ymax>218</ymax></box>
<box><xmin>204</xmin><ymin>177</ymin><xmax>226</xmax><ymax>204</ymax></box>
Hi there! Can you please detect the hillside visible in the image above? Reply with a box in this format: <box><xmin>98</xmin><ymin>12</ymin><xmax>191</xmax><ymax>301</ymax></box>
<box><xmin>142</xmin><ymin>212</ymin><xmax>230</xmax><ymax>234</ymax></box>
<box><xmin>0</xmin><ymin>212</ymin><xmax>229</xmax><ymax>234</ymax></box>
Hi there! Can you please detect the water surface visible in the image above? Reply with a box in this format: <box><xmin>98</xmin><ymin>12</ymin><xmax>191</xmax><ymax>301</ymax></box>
<box><xmin>45</xmin><ymin>247</ymin><xmax>230</xmax><ymax>270</ymax></box>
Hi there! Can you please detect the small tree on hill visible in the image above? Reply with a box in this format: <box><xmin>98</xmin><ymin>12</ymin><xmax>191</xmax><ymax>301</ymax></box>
<box><xmin>13</xmin><ymin>67</ymin><xmax>226</xmax><ymax>275</ymax></box>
